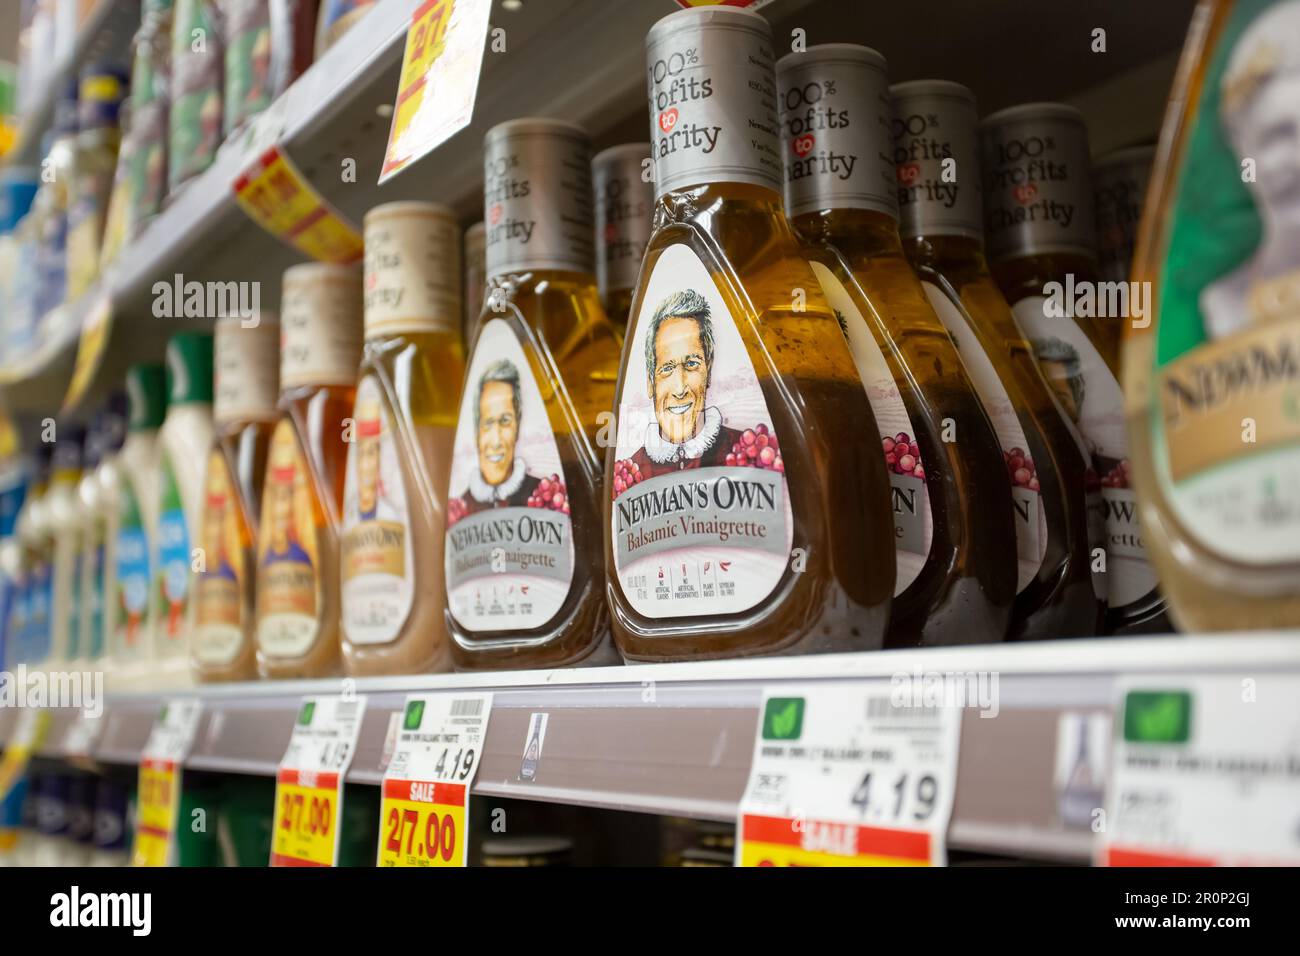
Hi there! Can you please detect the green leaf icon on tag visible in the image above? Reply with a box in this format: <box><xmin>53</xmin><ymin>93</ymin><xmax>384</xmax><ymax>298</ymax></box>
<box><xmin>1124</xmin><ymin>690</ymin><xmax>1192</xmax><ymax>744</ymax></box>
<box><xmin>297</xmin><ymin>701</ymin><xmax>315</xmax><ymax>726</ymax></box>
<box><xmin>403</xmin><ymin>700</ymin><xmax>425</xmax><ymax>731</ymax></box>
<box><xmin>763</xmin><ymin>697</ymin><xmax>804</xmax><ymax>740</ymax></box>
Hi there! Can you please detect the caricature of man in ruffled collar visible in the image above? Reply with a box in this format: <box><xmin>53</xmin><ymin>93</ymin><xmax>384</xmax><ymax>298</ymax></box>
<box><xmin>455</xmin><ymin>359</ymin><xmax>541</xmax><ymax>517</ymax></box>
<box><xmin>627</xmin><ymin>290</ymin><xmax>746</xmax><ymax>478</ymax></box>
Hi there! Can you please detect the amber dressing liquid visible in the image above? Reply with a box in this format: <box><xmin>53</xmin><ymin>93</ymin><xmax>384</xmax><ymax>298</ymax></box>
<box><xmin>448</xmin><ymin>271</ymin><xmax>622</xmax><ymax>670</ymax></box>
<box><xmin>907</xmin><ymin>234</ymin><xmax>1104</xmax><ymax>638</ymax></box>
<box><xmin>606</xmin><ymin>183</ymin><xmax>896</xmax><ymax>661</ymax></box>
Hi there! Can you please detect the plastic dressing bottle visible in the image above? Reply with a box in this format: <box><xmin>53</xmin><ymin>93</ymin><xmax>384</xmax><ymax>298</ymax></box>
<box><xmin>605</xmin><ymin>9</ymin><xmax>896</xmax><ymax>661</ymax></box>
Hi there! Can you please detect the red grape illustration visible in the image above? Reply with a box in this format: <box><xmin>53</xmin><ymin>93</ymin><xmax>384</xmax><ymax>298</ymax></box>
<box><xmin>1100</xmin><ymin>458</ymin><xmax>1131</xmax><ymax>490</ymax></box>
<box><xmin>611</xmin><ymin>458</ymin><xmax>645</xmax><ymax>500</ymax></box>
<box><xmin>529</xmin><ymin>473</ymin><xmax>571</xmax><ymax>515</ymax></box>
<box><xmin>883</xmin><ymin>432</ymin><xmax>924</xmax><ymax>480</ymax></box>
<box><xmin>1004</xmin><ymin>446</ymin><xmax>1039</xmax><ymax>492</ymax></box>
<box><xmin>726</xmin><ymin>424</ymin><xmax>783</xmax><ymax>473</ymax></box>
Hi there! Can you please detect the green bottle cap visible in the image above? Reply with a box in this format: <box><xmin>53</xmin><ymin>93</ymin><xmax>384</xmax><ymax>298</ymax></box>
<box><xmin>125</xmin><ymin>363</ymin><xmax>168</xmax><ymax>431</ymax></box>
<box><xmin>165</xmin><ymin>333</ymin><xmax>214</xmax><ymax>406</ymax></box>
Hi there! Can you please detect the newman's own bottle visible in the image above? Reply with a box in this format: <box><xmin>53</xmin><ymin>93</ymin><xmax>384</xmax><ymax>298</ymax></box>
<box><xmin>891</xmin><ymin>79</ymin><xmax>1103</xmax><ymax>640</ymax></box>
<box><xmin>604</xmin><ymin>8</ymin><xmax>894</xmax><ymax>661</ymax></box>
<box><xmin>444</xmin><ymin>119</ymin><xmax>621</xmax><ymax>669</ymax></box>
<box><xmin>778</xmin><ymin>45</ymin><xmax>1016</xmax><ymax>647</ymax></box>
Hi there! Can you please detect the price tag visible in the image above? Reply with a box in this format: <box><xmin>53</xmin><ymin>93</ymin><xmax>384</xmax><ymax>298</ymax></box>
<box><xmin>131</xmin><ymin>699</ymin><xmax>202</xmax><ymax>868</ymax></box>
<box><xmin>63</xmin><ymin>296</ymin><xmax>112</xmax><ymax>412</ymax></box>
<box><xmin>737</xmin><ymin>685</ymin><xmax>960</xmax><ymax>866</ymax></box>
<box><xmin>378</xmin><ymin>0</ymin><xmax>492</xmax><ymax>184</ymax></box>
<box><xmin>232</xmin><ymin>145</ymin><xmax>363</xmax><ymax>263</ymax></box>
<box><xmin>1100</xmin><ymin>675</ymin><xmax>1300</xmax><ymax>866</ymax></box>
<box><xmin>0</xmin><ymin>708</ymin><xmax>49</xmax><ymax>798</ymax></box>
<box><xmin>377</xmin><ymin>693</ymin><xmax>492</xmax><ymax>867</ymax></box>
<box><xmin>271</xmin><ymin>696</ymin><xmax>368</xmax><ymax>867</ymax></box>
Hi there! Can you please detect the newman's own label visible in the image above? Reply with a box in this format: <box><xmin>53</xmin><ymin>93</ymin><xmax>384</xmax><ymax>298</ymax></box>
<box><xmin>775</xmin><ymin>44</ymin><xmax>897</xmax><ymax>219</ymax></box>
<box><xmin>193</xmin><ymin>448</ymin><xmax>246</xmax><ymax>665</ymax></box>
<box><xmin>445</xmin><ymin>318</ymin><xmax>576</xmax><ymax>630</ymax></box>
<box><xmin>341</xmin><ymin>377</ymin><xmax>415</xmax><ymax>644</ymax></box>
<box><xmin>256</xmin><ymin>421</ymin><xmax>322</xmax><ymax>657</ymax></box>
<box><xmin>1149</xmin><ymin>0</ymin><xmax>1300</xmax><ymax>568</ymax></box>
<box><xmin>483</xmin><ymin>120</ymin><xmax>594</xmax><ymax>278</ymax></box>
<box><xmin>646</xmin><ymin>6</ymin><xmax>783</xmax><ymax>197</ymax></box>
<box><xmin>890</xmin><ymin>80</ymin><xmax>984</xmax><ymax>241</ymax></box>
<box><xmin>611</xmin><ymin>244</ymin><xmax>794</xmax><ymax>618</ymax></box>
<box><xmin>978</xmin><ymin>103</ymin><xmax>1098</xmax><ymax>264</ymax></box>
<box><xmin>811</xmin><ymin>262</ymin><xmax>933</xmax><ymax>594</ymax></box>
<box><xmin>923</xmin><ymin>282</ymin><xmax>1045</xmax><ymax>591</ymax></box>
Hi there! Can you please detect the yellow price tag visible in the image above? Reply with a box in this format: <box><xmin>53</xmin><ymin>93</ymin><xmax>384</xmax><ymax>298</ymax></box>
<box><xmin>232</xmin><ymin>145</ymin><xmax>363</xmax><ymax>263</ymax></box>
<box><xmin>271</xmin><ymin>771</ymin><xmax>342</xmax><ymax>867</ymax></box>
<box><xmin>132</xmin><ymin>759</ymin><xmax>180</xmax><ymax>867</ymax></box>
<box><xmin>63</xmin><ymin>296</ymin><xmax>113</xmax><ymax>412</ymax></box>
<box><xmin>377</xmin><ymin>779</ymin><xmax>468</xmax><ymax>867</ymax></box>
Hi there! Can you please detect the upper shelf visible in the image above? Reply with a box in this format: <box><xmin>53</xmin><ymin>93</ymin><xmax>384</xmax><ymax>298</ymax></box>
<box><xmin>7</xmin><ymin>632</ymin><xmax>1296</xmax><ymax>864</ymax></box>
<box><xmin>0</xmin><ymin>0</ymin><xmax>1197</xmax><ymax>417</ymax></box>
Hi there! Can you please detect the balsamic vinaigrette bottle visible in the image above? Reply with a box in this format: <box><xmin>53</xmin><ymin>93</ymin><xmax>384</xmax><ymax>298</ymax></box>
<box><xmin>444</xmin><ymin>119</ymin><xmax>622</xmax><ymax>670</ymax></box>
<box><xmin>891</xmin><ymin>80</ymin><xmax>1103</xmax><ymax>640</ymax></box>
<box><xmin>341</xmin><ymin>202</ymin><xmax>463</xmax><ymax>676</ymax></box>
<box><xmin>979</xmin><ymin>104</ymin><xmax>1164</xmax><ymax>633</ymax></box>
<box><xmin>255</xmin><ymin>264</ymin><xmax>362</xmax><ymax>678</ymax></box>
<box><xmin>593</xmin><ymin>143</ymin><xmax>654</xmax><ymax>327</ymax></box>
<box><xmin>193</xmin><ymin>314</ymin><xmax>280</xmax><ymax>681</ymax></box>
<box><xmin>604</xmin><ymin>9</ymin><xmax>894</xmax><ymax>661</ymax></box>
<box><xmin>777</xmin><ymin>45</ymin><xmax>1015</xmax><ymax>647</ymax></box>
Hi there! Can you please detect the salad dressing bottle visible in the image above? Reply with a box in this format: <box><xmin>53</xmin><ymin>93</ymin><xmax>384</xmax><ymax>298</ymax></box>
<box><xmin>256</xmin><ymin>264</ymin><xmax>362</xmax><ymax>678</ymax></box>
<box><xmin>777</xmin><ymin>45</ymin><xmax>1015</xmax><ymax>647</ymax></box>
<box><xmin>341</xmin><ymin>202</ymin><xmax>463</xmax><ymax>675</ymax></box>
<box><xmin>891</xmin><ymin>80</ymin><xmax>1104</xmax><ymax>640</ymax></box>
<box><xmin>980</xmin><ymin>103</ymin><xmax>1163</xmax><ymax>631</ymax></box>
<box><xmin>193</xmin><ymin>316</ymin><xmax>280</xmax><ymax>682</ymax></box>
<box><xmin>605</xmin><ymin>9</ymin><xmax>895</xmax><ymax>661</ymax></box>
<box><xmin>13</xmin><ymin>446</ymin><xmax>53</xmax><ymax>669</ymax></box>
<box><xmin>46</xmin><ymin>426</ymin><xmax>86</xmax><ymax>670</ymax></box>
<box><xmin>1126</xmin><ymin>0</ymin><xmax>1300</xmax><ymax>630</ymax></box>
<box><xmin>108</xmin><ymin>364</ymin><xmax>167</xmax><ymax>688</ymax></box>
<box><xmin>153</xmin><ymin>333</ymin><xmax>216</xmax><ymax>688</ymax></box>
<box><xmin>445</xmin><ymin>119</ymin><xmax>622</xmax><ymax>670</ymax></box>
<box><xmin>84</xmin><ymin>394</ymin><xmax>128</xmax><ymax>675</ymax></box>
<box><xmin>593</xmin><ymin>143</ymin><xmax>654</xmax><ymax>327</ymax></box>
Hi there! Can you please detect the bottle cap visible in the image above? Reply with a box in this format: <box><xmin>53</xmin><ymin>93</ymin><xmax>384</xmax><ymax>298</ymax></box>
<box><xmin>280</xmin><ymin>263</ymin><xmax>363</xmax><ymax>388</ymax></box>
<box><xmin>775</xmin><ymin>44</ymin><xmax>896</xmax><ymax>219</ymax></box>
<box><xmin>126</xmin><ymin>363</ymin><xmax>168</xmax><ymax>431</ymax></box>
<box><xmin>645</xmin><ymin>6</ymin><xmax>782</xmax><ymax>197</ymax></box>
<box><xmin>483</xmin><ymin>119</ymin><xmax>595</xmax><ymax>277</ymax></box>
<box><xmin>890</xmin><ymin>80</ymin><xmax>985</xmax><ymax>241</ymax></box>
<box><xmin>214</xmin><ymin>314</ymin><xmax>281</xmax><ymax>424</ymax></box>
<box><xmin>592</xmin><ymin>143</ymin><xmax>654</xmax><ymax>300</ymax></box>
<box><xmin>978</xmin><ymin>102</ymin><xmax>1097</xmax><ymax>263</ymax></box>
<box><xmin>78</xmin><ymin>64</ymin><xmax>130</xmax><ymax>131</ymax></box>
<box><xmin>1092</xmin><ymin>145</ymin><xmax>1156</xmax><ymax>284</ymax></box>
<box><xmin>165</xmin><ymin>333</ymin><xmax>215</xmax><ymax>406</ymax></box>
<box><xmin>363</xmin><ymin>201</ymin><xmax>462</xmax><ymax>337</ymax></box>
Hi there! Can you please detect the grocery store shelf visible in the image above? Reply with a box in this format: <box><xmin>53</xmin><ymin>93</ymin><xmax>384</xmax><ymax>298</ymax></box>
<box><xmin>6</xmin><ymin>633</ymin><xmax>1296</xmax><ymax>863</ymax></box>
<box><xmin>10</xmin><ymin>0</ymin><xmax>141</xmax><ymax>167</ymax></box>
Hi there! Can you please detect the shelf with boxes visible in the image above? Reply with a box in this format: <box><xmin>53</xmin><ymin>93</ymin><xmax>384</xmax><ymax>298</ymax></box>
<box><xmin>4</xmin><ymin>631</ymin><xmax>1298</xmax><ymax>863</ymax></box>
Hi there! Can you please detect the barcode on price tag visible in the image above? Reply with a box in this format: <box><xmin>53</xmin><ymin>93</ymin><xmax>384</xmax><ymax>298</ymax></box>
<box><xmin>377</xmin><ymin>693</ymin><xmax>493</xmax><ymax>867</ymax></box>
<box><xmin>738</xmin><ymin>685</ymin><xmax>960</xmax><ymax>867</ymax></box>
<box><xmin>272</xmin><ymin>695</ymin><xmax>368</xmax><ymax>867</ymax></box>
